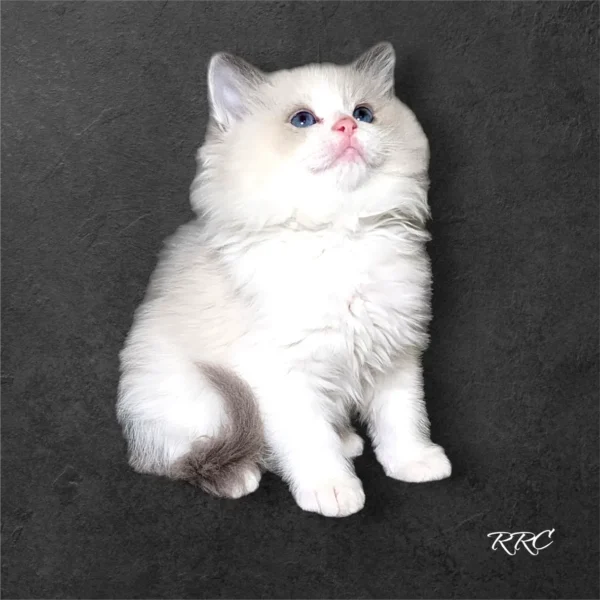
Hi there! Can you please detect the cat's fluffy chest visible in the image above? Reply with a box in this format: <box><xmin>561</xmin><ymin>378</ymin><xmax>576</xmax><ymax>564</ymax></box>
<box><xmin>228</xmin><ymin>224</ymin><xmax>431</xmax><ymax>384</ymax></box>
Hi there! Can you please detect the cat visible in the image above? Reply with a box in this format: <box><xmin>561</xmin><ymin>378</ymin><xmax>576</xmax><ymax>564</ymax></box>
<box><xmin>117</xmin><ymin>42</ymin><xmax>451</xmax><ymax>517</ymax></box>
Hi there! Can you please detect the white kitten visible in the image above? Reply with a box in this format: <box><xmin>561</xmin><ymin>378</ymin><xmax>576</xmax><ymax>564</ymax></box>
<box><xmin>117</xmin><ymin>43</ymin><xmax>451</xmax><ymax>517</ymax></box>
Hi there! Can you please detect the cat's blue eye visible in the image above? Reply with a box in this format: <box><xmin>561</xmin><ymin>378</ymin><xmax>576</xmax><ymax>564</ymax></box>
<box><xmin>353</xmin><ymin>106</ymin><xmax>374</xmax><ymax>123</ymax></box>
<box><xmin>290</xmin><ymin>111</ymin><xmax>317</xmax><ymax>128</ymax></box>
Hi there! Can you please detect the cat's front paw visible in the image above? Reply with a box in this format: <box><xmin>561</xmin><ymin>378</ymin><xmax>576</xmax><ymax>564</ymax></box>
<box><xmin>293</xmin><ymin>475</ymin><xmax>365</xmax><ymax>517</ymax></box>
<box><xmin>378</xmin><ymin>443</ymin><xmax>451</xmax><ymax>483</ymax></box>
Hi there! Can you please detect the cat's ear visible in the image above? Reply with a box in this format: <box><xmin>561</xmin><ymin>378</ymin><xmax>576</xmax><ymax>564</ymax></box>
<box><xmin>207</xmin><ymin>53</ymin><xmax>265</xmax><ymax>129</ymax></box>
<box><xmin>352</xmin><ymin>42</ymin><xmax>396</xmax><ymax>94</ymax></box>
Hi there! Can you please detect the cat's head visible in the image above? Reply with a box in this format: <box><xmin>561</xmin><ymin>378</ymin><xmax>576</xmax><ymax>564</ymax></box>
<box><xmin>192</xmin><ymin>43</ymin><xmax>429</xmax><ymax>230</ymax></box>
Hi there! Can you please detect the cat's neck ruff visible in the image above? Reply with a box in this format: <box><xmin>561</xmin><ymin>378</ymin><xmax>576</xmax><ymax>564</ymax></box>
<box><xmin>201</xmin><ymin>182</ymin><xmax>431</xmax><ymax>260</ymax></box>
<box><xmin>196</xmin><ymin>170</ymin><xmax>430</xmax><ymax>245</ymax></box>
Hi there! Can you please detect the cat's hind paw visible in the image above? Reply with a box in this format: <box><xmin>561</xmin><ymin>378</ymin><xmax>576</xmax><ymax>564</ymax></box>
<box><xmin>341</xmin><ymin>430</ymin><xmax>364</xmax><ymax>459</ymax></box>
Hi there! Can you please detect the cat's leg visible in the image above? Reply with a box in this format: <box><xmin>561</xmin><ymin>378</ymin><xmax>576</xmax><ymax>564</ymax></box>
<box><xmin>244</xmin><ymin>369</ymin><xmax>364</xmax><ymax>517</ymax></box>
<box><xmin>118</xmin><ymin>336</ymin><xmax>262</xmax><ymax>498</ymax></box>
<box><xmin>364</xmin><ymin>352</ymin><xmax>451</xmax><ymax>482</ymax></box>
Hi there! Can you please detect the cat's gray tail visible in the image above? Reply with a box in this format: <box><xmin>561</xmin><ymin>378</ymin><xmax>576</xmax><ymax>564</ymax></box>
<box><xmin>171</xmin><ymin>363</ymin><xmax>264</xmax><ymax>497</ymax></box>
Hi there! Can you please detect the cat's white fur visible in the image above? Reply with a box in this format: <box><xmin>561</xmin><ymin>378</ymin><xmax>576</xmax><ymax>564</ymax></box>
<box><xmin>117</xmin><ymin>43</ymin><xmax>451</xmax><ymax>517</ymax></box>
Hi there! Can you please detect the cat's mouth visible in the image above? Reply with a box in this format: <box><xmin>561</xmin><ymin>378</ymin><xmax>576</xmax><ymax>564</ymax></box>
<box><xmin>337</xmin><ymin>146</ymin><xmax>364</xmax><ymax>161</ymax></box>
<box><xmin>311</xmin><ymin>141</ymin><xmax>366</xmax><ymax>174</ymax></box>
<box><xmin>332</xmin><ymin>140</ymin><xmax>365</xmax><ymax>164</ymax></box>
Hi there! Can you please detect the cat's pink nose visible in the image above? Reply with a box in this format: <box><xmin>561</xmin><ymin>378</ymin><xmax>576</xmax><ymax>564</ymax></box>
<box><xmin>332</xmin><ymin>116</ymin><xmax>358</xmax><ymax>136</ymax></box>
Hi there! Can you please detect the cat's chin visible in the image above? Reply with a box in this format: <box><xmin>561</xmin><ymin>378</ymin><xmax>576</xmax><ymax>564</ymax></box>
<box><xmin>307</xmin><ymin>157</ymin><xmax>370</xmax><ymax>192</ymax></box>
<box><xmin>331</xmin><ymin>160</ymin><xmax>370</xmax><ymax>192</ymax></box>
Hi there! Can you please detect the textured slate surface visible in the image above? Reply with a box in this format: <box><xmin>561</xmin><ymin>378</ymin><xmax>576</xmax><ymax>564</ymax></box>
<box><xmin>2</xmin><ymin>2</ymin><xmax>598</xmax><ymax>598</ymax></box>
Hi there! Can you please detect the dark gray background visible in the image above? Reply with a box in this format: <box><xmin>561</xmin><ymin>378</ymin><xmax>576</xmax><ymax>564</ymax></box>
<box><xmin>2</xmin><ymin>1</ymin><xmax>598</xmax><ymax>598</ymax></box>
